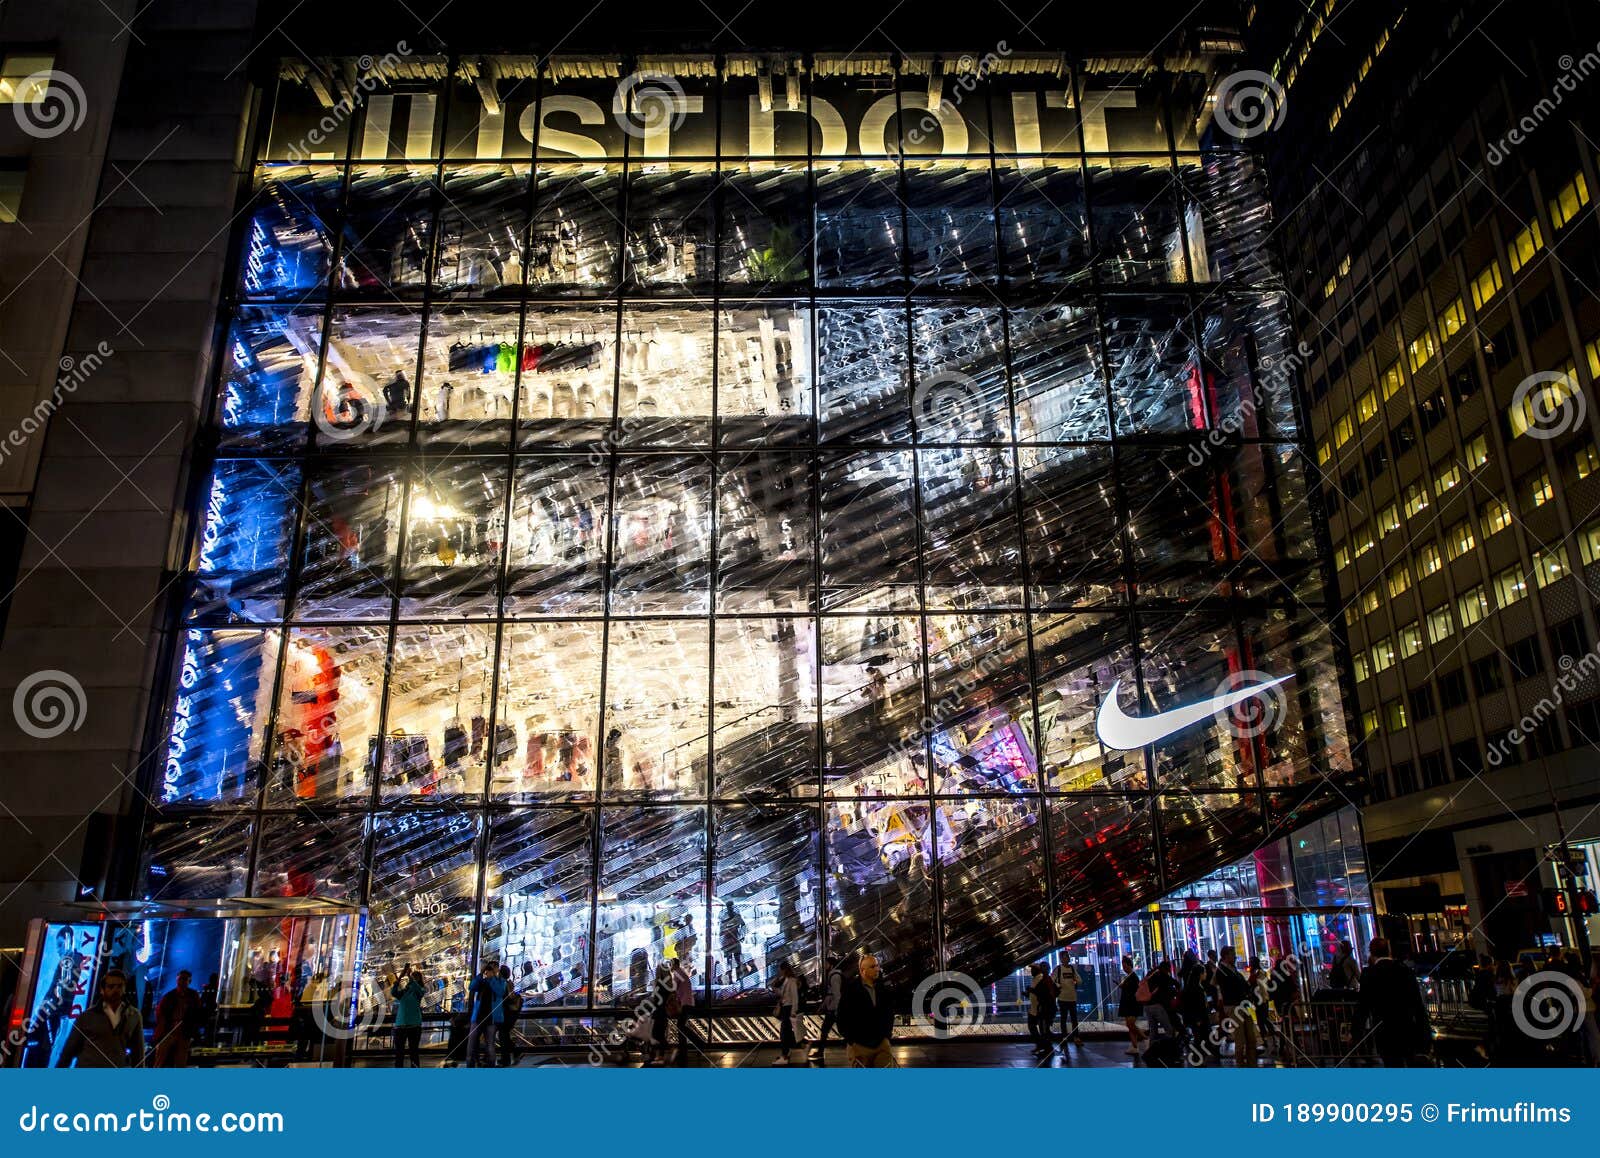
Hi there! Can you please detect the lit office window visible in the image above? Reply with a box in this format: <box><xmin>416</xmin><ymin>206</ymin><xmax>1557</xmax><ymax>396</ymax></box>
<box><xmin>1371</xmin><ymin>638</ymin><xmax>1396</xmax><ymax>673</ymax></box>
<box><xmin>1463</xmin><ymin>433</ymin><xmax>1488</xmax><ymax>469</ymax></box>
<box><xmin>1376</xmin><ymin>503</ymin><xmax>1400</xmax><ymax>535</ymax></box>
<box><xmin>1407</xmin><ymin>330</ymin><xmax>1437</xmax><ymax>372</ymax></box>
<box><xmin>1431</xmin><ymin>460</ymin><xmax>1461</xmax><ymax>496</ymax></box>
<box><xmin>1481</xmin><ymin>498</ymin><xmax>1512</xmax><ymax>536</ymax></box>
<box><xmin>1334</xmin><ymin>412</ymin><xmax>1354</xmax><ymax>447</ymax></box>
<box><xmin>1578</xmin><ymin>520</ymin><xmax>1600</xmax><ymax>566</ymax></box>
<box><xmin>1470</xmin><ymin>261</ymin><xmax>1503</xmax><ymax>310</ymax></box>
<box><xmin>1316</xmin><ymin>440</ymin><xmax>1332</xmax><ymax>465</ymax></box>
<box><xmin>1379</xmin><ymin>360</ymin><xmax>1404</xmax><ymax>400</ymax></box>
<box><xmin>0</xmin><ymin>53</ymin><xmax>55</xmax><ymax>102</ymax></box>
<box><xmin>1361</xmin><ymin>710</ymin><xmax>1380</xmax><ymax>737</ymax></box>
<box><xmin>1572</xmin><ymin>443</ymin><xmax>1600</xmax><ymax>480</ymax></box>
<box><xmin>1353</xmin><ymin>652</ymin><xmax>1371</xmax><ymax>682</ymax></box>
<box><xmin>1532</xmin><ymin>545</ymin><xmax>1569</xmax><ymax>588</ymax></box>
<box><xmin>1398</xmin><ymin>622</ymin><xmax>1422</xmax><ymax>658</ymax></box>
<box><xmin>0</xmin><ymin>166</ymin><xmax>21</xmax><ymax>224</ymax></box>
<box><xmin>1386</xmin><ymin>564</ymin><xmax>1411</xmax><ymax>598</ymax></box>
<box><xmin>1403</xmin><ymin>480</ymin><xmax>1429</xmax><ymax>519</ymax></box>
<box><xmin>1510</xmin><ymin>370</ymin><xmax>1578</xmax><ymax>439</ymax></box>
<box><xmin>1418</xmin><ymin>542</ymin><xmax>1443</xmax><ymax>576</ymax></box>
<box><xmin>1493</xmin><ymin>564</ymin><xmax>1528</xmax><ymax>607</ymax></box>
<box><xmin>1426</xmin><ymin>605</ymin><xmax>1453</xmax><ymax>645</ymax></box>
<box><xmin>1507</xmin><ymin>219</ymin><xmax>1544</xmax><ymax>273</ymax></box>
<box><xmin>1335</xmin><ymin>543</ymin><xmax>1351</xmax><ymax>570</ymax></box>
<box><xmin>1361</xmin><ymin>588</ymin><xmax>1381</xmax><ymax>615</ymax></box>
<box><xmin>1357</xmin><ymin>389</ymin><xmax>1378</xmax><ymax>422</ymax></box>
<box><xmin>1521</xmin><ymin>470</ymin><xmax>1554</xmax><ymax>510</ymax></box>
<box><xmin>1385</xmin><ymin>699</ymin><xmax>1408</xmax><ymax>732</ymax></box>
<box><xmin>1456</xmin><ymin>585</ymin><xmax>1489</xmax><ymax>627</ymax></box>
<box><xmin>1435</xmin><ymin>298</ymin><xmax>1466</xmax><ymax>339</ymax></box>
<box><xmin>1548</xmin><ymin>172</ymin><xmax>1590</xmax><ymax>230</ymax></box>
<box><xmin>1445</xmin><ymin>519</ymin><xmax>1475</xmax><ymax>561</ymax></box>
<box><xmin>1352</xmin><ymin>522</ymin><xmax>1375</xmax><ymax>557</ymax></box>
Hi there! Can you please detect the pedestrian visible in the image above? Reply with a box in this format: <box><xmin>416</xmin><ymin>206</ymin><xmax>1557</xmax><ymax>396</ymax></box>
<box><xmin>1329</xmin><ymin>939</ymin><xmax>1360</xmax><ymax>990</ymax></box>
<box><xmin>1215</xmin><ymin>946</ymin><xmax>1259</xmax><ymax>1066</ymax></box>
<box><xmin>497</xmin><ymin>964</ymin><xmax>521</xmax><ymax>1066</ymax></box>
<box><xmin>1355</xmin><ymin>937</ymin><xmax>1431</xmax><ymax>1067</ymax></box>
<box><xmin>721</xmin><ymin>900</ymin><xmax>746</xmax><ymax>986</ymax></box>
<box><xmin>1142</xmin><ymin>959</ymin><xmax>1178</xmax><ymax>1046</ymax></box>
<box><xmin>465</xmin><ymin>960</ymin><xmax>506</xmax><ymax>1068</ymax></box>
<box><xmin>1583</xmin><ymin>957</ymin><xmax>1600</xmax><ymax>1067</ymax></box>
<box><xmin>1026</xmin><ymin>964</ymin><xmax>1054</xmax><ymax>1054</ymax></box>
<box><xmin>1265</xmin><ymin>953</ymin><xmax>1301</xmax><ymax>1056</ymax></box>
<box><xmin>773</xmin><ymin>961</ymin><xmax>800</xmax><ymax>1066</ymax></box>
<box><xmin>670</xmin><ymin>956</ymin><xmax>695</xmax><ymax>1065</ymax></box>
<box><xmin>1117</xmin><ymin>955</ymin><xmax>1146</xmax><ymax>1057</ymax></box>
<box><xmin>1179</xmin><ymin>950</ymin><xmax>1214</xmax><ymax>1060</ymax></box>
<box><xmin>838</xmin><ymin>952</ymin><xmax>896</xmax><ymax>1067</ymax></box>
<box><xmin>1052</xmin><ymin>954</ymin><xmax>1082</xmax><ymax>1043</ymax></box>
<box><xmin>152</xmin><ymin>969</ymin><xmax>201</xmax><ymax>1068</ymax></box>
<box><xmin>809</xmin><ymin>954</ymin><xmax>848</xmax><ymax>1064</ymax></box>
<box><xmin>646</xmin><ymin>963</ymin><xmax>674</xmax><ymax>1065</ymax></box>
<box><xmin>57</xmin><ymin>968</ymin><xmax>144</xmax><ymax>1068</ymax></box>
<box><xmin>389</xmin><ymin>964</ymin><xmax>425</xmax><ymax>1067</ymax></box>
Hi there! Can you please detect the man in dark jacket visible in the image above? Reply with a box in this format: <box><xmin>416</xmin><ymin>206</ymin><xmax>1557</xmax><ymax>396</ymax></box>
<box><xmin>1355</xmin><ymin>938</ymin><xmax>1431</xmax><ymax>1066</ymax></box>
<box><xmin>837</xmin><ymin>952</ymin><xmax>896</xmax><ymax>1067</ymax></box>
<box><xmin>58</xmin><ymin>968</ymin><xmax>144</xmax><ymax>1068</ymax></box>
<box><xmin>152</xmin><ymin>969</ymin><xmax>201</xmax><ymax>1068</ymax></box>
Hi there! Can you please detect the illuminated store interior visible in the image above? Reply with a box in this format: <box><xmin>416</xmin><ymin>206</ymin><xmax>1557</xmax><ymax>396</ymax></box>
<box><xmin>137</xmin><ymin>50</ymin><xmax>1361</xmax><ymax>1025</ymax></box>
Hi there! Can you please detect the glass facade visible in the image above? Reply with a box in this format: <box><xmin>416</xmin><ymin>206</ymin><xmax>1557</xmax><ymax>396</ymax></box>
<box><xmin>142</xmin><ymin>52</ymin><xmax>1357</xmax><ymax>1014</ymax></box>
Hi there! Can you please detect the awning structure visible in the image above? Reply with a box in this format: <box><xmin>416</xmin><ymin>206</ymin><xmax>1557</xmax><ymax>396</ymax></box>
<box><xmin>59</xmin><ymin>897</ymin><xmax>362</xmax><ymax>921</ymax></box>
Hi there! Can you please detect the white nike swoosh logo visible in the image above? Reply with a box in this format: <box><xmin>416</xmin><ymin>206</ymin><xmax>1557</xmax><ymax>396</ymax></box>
<box><xmin>1095</xmin><ymin>675</ymin><xmax>1291</xmax><ymax>751</ymax></box>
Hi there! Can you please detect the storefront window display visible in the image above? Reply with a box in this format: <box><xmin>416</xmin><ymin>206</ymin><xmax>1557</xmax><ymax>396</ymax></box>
<box><xmin>136</xmin><ymin>52</ymin><xmax>1358</xmax><ymax>1014</ymax></box>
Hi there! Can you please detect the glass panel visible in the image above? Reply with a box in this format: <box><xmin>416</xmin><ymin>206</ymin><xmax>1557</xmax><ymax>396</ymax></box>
<box><xmin>717</xmin><ymin>302</ymin><xmax>813</xmax><ymax>445</ymax></box>
<box><xmin>821</xmin><ymin>614</ymin><xmax>924</xmax><ymax>797</ymax></box>
<box><xmin>1022</xmin><ymin>444</ymin><xmax>1122</xmax><ymax>606</ymax></box>
<box><xmin>824</xmin><ymin>799</ymin><xmax>936</xmax><ymax>990</ymax></box>
<box><xmin>940</xmin><ymin>798</ymin><xmax>1049</xmax><ymax>981</ymax></box>
<box><xmin>1033</xmin><ymin>612</ymin><xmax>1145</xmax><ymax>792</ymax></box>
<box><xmin>1138</xmin><ymin>615</ymin><xmax>1255</xmax><ymax>791</ymax></box>
<box><xmin>910</xmin><ymin>305</ymin><xmax>1007</xmax><ymax>443</ymax></box>
<box><xmin>417</xmin><ymin>305</ymin><xmax>521</xmax><ymax>446</ymax></box>
<box><xmin>188</xmin><ymin>460</ymin><xmax>300</xmax><ymax>624</ymax></box>
<box><xmin>315</xmin><ymin>309</ymin><xmax>421</xmax><ymax>449</ymax></box>
<box><xmin>239</xmin><ymin>167</ymin><xmax>340</xmax><ymax>297</ymax></box>
<box><xmin>713</xmin><ymin>617</ymin><xmax>818</xmax><ymax>798</ymax></box>
<box><xmin>266</xmin><ymin>625</ymin><xmax>388</xmax><ymax>805</ymax></box>
<box><xmin>1222</xmin><ymin>443</ymin><xmax>1324</xmax><ymax>602</ymax></box>
<box><xmin>616</xmin><ymin>306</ymin><xmax>713</xmax><ymax>446</ymax></box>
<box><xmin>536</xmin><ymin>80</ymin><xmax>629</xmax><ymax>159</ymax></box>
<box><xmin>904</xmin><ymin>162</ymin><xmax>997</xmax><ymax>287</ymax></box>
<box><xmin>1009</xmin><ymin>304</ymin><xmax>1106</xmax><ymax>442</ymax></box>
<box><xmin>711</xmin><ymin>804</ymin><xmax>819</xmax><ymax>1002</ymax></box>
<box><xmin>1120</xmin><ymin>448</ymin><xmax>1228</xmax><ymax>600</ymax></box>
<box><xmin>527</xmin><ymin>164</ymin><xmax>622</xmax><ymax>294</ymax></box>
<box><xmin>1049</xmin><ymin>795</ymin><xmax>1156</xmax><ymax>942</ymax></box>
<box><xmin>400</xmin><ymin>459</ymin><xmax>507</xmax><ymax>617</ymax></box>
<box><xmin>338</xmin><ymin>166</ymin><xmax>435</xmax><ymax>291</ymax></box>
<box><xmin>926</xmin><ymin>614</ymin><xmax>1036</xmax><ymax>792</ymax></box>
<box><xmin>720</xmin><ymin>163</ymin><xmax>811</xmax><ymax>287</ymax></box>
<box><xmin>517</xmin><ymin>306</ymin><xmax>617</xmax><ymax>446</ymax></box>
<box><xmin>140</xmin><ymin>815</ymin><xmax>252</xmax><ymax>901</ymax></box>
<box><xmin>293</xmin><ymin>462</ymin><xmax>402</xmax><ymax>618</ymax></box>
<box><xmin>820</xmin><ymin>451</ymin><xmax>919</xmax><ymax>612</ymax></box>
<box><xmin>604</xmin><ymin>621</ymin><xmax>710</xmax><ymax>799</ymax></box>
<box><xmin>610</xmin><ymin>455</ymin><xmax>711</xmax><ymax>613</ymax></box>
<box><xmin>505</xmin><ymin>456</ymin><xmax>608</xmax><ymax>614</ymax></box>
<box><xmin>481</xmin><ymin>809</ymin><xmax>593</xmax><ymax>1007</ymax></box>
<box><xmin>919</xmin><ymin>446</ymin><xmax>1021</xmax><ymax>608</ymax></box>
<box><xmin>1160</xmin><ymin>792</ymin><xmax>1265</xmax><ymax>886</ymax></box>
<box><xmin>1242</xmin><ymin>609</ymin><xmax>1355</xmax><ymax>791</ymax></box>
<box><xmin>217</xmin><ymin>307</ymin><xmax>323</xmax><ymax>450</ymax></box>
<box><xmin>818</xmin><ymin>305</ymin><xmax>908</xmax><ymax>444</ymax></box>
<box><xmin>624</xmin><ymin>164</ymin><xmax>716</xmax><ymax>292</ymax></box>
<box><xmin>253</xmin><ymin>810</ymin><xmax>365</xmax><ymax>900</ymax></box>
<box><xmin>435</xmin><ymin>164</ymin><xmax>530</xmax><ymax>295</ymax></box>
<box><xmin>815</xmin><ymin>162</ymin><xmax>903</xmax><ymax>289</ymax></box>
<box><xmin>1179</xmin><ymin>155</ymin><xmax>1275</xmax><ymax>286</ymax></box>
<box><xmin>997</xmin><ymin>161</ymin><xmax>1089</xmax><ymax>287</ymax></box>
<box><xmin>160</xmin><ymin>629</ymin><xmax>279</xmax><ymax>805</ymax></box>
<box><xmin>1103</xmin><ymin>299</ymin><xmax>1203</xmax><ymax>436</ymax></box>
<box><xmin>494</xmin><ymin>620</ymin><xmax>601</xmax><ymax>799</ymax></box>
<box><xmin>366</xmin><ymin>811</ymin><xmax>481</xmax><ymax>1004</ymax></box>
<box><xmin>595</xmin><ymin>806</ymin><xmax>706</xmax><ymax>1004</ymax></box>
<box><xmin>1088</xmin><ymin>161</ymin><xmax>1185</xmax><ymax>285</ymax></box>
<box><xmin>717</xmin><ymin>452</ymin><xmax>814</xmax><ymax>611</ymax></box>
<box><xmin>380</xmin><ymin>623</ymin><xmax>495</xmax><ymax>799</ymax></box>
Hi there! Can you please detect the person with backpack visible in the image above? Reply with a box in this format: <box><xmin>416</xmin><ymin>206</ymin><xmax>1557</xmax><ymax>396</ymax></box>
<box><xmin>1052</xmin><ymin>955</ymin><xmax>1082</xmax><ymax>1044</ymax></box>
<box><xmin>1215</xmin><ymin>946</ymin><xmax>1258</xmax><ymax>1066</ymax></box>
<box><xmin>497</xmin><ymin>964</ymin><xmax>522</xmax><ymax>1067</ymax></box>
<box><xmin>1141</xmin><ymin>959</ymin><xmax>1179</xmax><ymax>1048</ymax></box>
<box><xmin>809</xmin><ymin>954</ymin><xmax>848</xmax><ymax>1065</ymax></box>
<box><xmin>1117</xmin><ymin>956</ymin><xmax>1145</xmax><ymax>1057</ymax></box>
